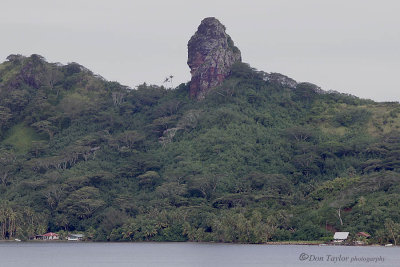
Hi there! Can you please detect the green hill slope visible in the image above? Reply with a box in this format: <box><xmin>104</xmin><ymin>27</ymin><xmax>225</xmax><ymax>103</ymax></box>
<box><xmin>0</xmin><ymin>54</ymin><xmax>399</xmax><ymax>243</ymax></box>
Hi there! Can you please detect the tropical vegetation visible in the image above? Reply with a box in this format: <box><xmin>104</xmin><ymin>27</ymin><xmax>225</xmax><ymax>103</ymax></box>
<box><xmin>0</xmin><ymin>54</ymin><xmax>399</xmax><ymax>244</ymax></box>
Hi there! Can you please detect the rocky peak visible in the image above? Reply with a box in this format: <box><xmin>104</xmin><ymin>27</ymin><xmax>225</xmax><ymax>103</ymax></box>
<box><xmin>187</xmin><ymin>17</ymin><xmax>241</xmax><ymax>100</ymax></box>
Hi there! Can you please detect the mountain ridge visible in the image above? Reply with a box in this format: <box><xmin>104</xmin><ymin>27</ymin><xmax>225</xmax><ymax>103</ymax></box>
<box><xmin>0</xmin><ymin>30</ymin><xmax>400</xmax><ymax>243</ymax></box>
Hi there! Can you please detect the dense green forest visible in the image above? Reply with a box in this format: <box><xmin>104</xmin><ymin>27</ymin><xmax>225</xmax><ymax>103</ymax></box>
<box><xmin>0</xmin><ymin>54</ymin><xmax>400</xmax><ymax>243</ymax></box>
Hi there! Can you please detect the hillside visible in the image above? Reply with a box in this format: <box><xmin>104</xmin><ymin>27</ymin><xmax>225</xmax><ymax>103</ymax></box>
<box><xmin>0</xmin><ymin>53</ymin><xmax>400</xmax><ymax>243</ymax></box>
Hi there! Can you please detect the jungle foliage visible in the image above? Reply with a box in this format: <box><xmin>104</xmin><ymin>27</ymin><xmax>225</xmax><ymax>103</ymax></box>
<box><xmin>0</xmin><ymin>55</ymin><xmax>399</xmax><ymax>243</ymax></box>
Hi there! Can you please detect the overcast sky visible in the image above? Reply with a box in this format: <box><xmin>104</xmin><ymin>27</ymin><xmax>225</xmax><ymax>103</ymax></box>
<box><xmin>2</xmin><ymin>0</ymin><xmax>399</xmax><ymax>102</ymax></box>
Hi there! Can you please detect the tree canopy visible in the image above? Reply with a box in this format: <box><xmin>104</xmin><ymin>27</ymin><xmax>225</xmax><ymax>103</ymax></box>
<box><xmin>0</xmin><ymin>56</ymin><xmax>399</xmax><ymax>243</ymax></box>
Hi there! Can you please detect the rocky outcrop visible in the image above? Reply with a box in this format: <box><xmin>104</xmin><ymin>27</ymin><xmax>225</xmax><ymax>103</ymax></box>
<box><xmin>187</xmin><ymin>17</ymin><xmax>241</xmax><ymax>100</ymax></box>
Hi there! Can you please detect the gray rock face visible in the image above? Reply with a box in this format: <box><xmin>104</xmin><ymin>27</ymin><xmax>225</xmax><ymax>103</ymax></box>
<box><xmin>187</xmin><ymin>17</ymin><xmax>241</xmax><ymax>99</ymax></box>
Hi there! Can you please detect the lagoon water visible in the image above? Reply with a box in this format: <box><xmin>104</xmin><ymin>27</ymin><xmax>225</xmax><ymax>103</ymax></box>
<box><xmin>0</xmin><ymin>242</ymin><xmax>399</xmax><ymax>267</ymax></box>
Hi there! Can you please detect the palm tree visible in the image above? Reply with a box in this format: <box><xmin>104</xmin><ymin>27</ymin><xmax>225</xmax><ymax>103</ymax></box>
<box><xmin>163</xmin><ymin>77</ymin><xmax>170</xmax><ymax>87</ymax></box>
<box><xmin>169</xmin><ymin>75</ymin><xmax>174</xmax><ymax>88</ymax></box>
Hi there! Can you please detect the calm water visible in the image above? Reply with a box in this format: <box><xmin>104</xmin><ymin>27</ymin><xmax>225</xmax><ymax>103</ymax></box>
<box><xmin>0</xmin><ymin>242</ymin><xmax>399</xmax><ymax>267</ymax></box>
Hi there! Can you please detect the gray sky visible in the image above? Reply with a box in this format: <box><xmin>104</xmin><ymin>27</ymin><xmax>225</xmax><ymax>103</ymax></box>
<box><xmin>2</xmin><ymin>0</ymin><xmax>399</xmax><ymax>102</ymax></box>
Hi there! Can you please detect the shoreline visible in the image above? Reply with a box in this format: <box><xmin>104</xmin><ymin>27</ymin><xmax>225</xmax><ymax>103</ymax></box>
<box><xmin>0</xmin><ymin>239</ymin><xmax>393</xmax><ymax>247</ymax></box>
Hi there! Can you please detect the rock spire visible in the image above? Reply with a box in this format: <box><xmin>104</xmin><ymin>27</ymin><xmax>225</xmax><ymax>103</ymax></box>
<box><xmin>187</xmin><ymin>17</ymin><xmax>241</xmax><ymax>99</ymax></box>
